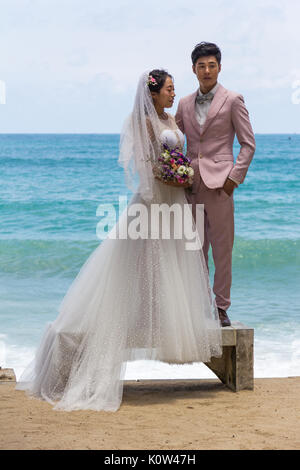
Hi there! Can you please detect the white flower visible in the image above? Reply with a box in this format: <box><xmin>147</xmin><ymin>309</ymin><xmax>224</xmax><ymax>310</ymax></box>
<box><xmin>187</xmin><ymin>167</ymin><xmax>194</xmax><ymax>177</ymax></box>
<box><xmin>177</xmin><ymin>165</ymin><xmax>186</xmax><ymax>176</ymax></box>
<box><xmin>161</xmin><ymin>152</ymin><xmax>170</xmax><ymax>161</ymax></box>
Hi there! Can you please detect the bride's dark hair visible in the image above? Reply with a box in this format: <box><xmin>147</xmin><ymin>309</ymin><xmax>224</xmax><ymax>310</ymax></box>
<box><xmin>148</xmin><ymin>69</ymin><xmax>173</xmax><ymax>93</ymax></box>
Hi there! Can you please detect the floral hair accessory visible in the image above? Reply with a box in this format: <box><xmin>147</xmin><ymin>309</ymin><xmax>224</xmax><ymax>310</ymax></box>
<box><xmin>147</xmin><ymin>75</ymin><xmax>158</xmax><ymax>87</ymax></box>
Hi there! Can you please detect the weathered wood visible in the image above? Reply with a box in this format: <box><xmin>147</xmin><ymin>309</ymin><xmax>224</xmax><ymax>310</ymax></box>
<box><xmin>204</xmin><ymin>321</ymin><xmax>254</xmax><ymax>392</ymax></box>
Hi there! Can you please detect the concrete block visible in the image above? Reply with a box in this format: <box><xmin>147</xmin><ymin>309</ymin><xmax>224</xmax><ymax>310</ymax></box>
<box><xmin>204</xmin><ymin>321</ymin><xmax>254</xmax><ymax>392</ymax></box>
<box><xmin>0</xmin><ymin>367</ymin><xmax>16</xmax><ymax>382</ymax></box>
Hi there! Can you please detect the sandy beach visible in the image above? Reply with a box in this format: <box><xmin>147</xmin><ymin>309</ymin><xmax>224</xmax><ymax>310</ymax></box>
<box><xmin>1</xmin><ymin>376</ymin><xmax>300</xmax><ymax>450</ymax></box>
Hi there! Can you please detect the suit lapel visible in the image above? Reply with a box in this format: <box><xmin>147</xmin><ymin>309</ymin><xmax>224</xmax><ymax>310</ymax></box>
<box><xmin>200</xmin><ymin>84</ymin><xmax>228</xmax><ymax>135</ymax></box>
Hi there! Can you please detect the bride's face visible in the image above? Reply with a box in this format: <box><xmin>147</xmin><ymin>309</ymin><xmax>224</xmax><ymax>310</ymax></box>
<box><xmin>151</xmin><ymin>76</ymin><xmax>175</xmax><ymax>109</ymax></box>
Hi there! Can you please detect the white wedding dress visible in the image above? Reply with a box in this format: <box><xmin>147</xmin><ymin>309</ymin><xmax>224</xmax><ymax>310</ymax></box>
<box><xmin>16</xmin><ymin>114</ymin><xmax>222</xmax><ymax>412</ymax></box>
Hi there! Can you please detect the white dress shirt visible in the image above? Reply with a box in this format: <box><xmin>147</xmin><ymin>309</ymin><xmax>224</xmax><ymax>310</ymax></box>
<box><xmin>195</xmin><ymin>82</ymin><xmax>240</xmax><ymax>186</ymax></box>
<box><xmin>195</xmin><ymin>82</ymin><xmax>219</xmax><ymax>127</ymax></box>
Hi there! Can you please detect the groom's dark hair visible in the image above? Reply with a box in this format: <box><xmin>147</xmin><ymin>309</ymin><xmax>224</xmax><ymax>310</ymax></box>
<box><xmin>191</xmin><ymin>42</ymin><xmax>221</xmax><ymax>65</ymax></box>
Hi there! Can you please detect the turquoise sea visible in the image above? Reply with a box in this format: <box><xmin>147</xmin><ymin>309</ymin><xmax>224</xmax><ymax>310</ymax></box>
<box><xmin>0</xmin><ymin>133</ymin><xmax>299</xmax><ymax>380</ymax></box>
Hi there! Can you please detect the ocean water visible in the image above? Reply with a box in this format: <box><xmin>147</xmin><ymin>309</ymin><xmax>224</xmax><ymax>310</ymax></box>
<box><xmin>0</xmin><ymin>133</ymin><xmax>299</xmax><ymax>381</ymax></box>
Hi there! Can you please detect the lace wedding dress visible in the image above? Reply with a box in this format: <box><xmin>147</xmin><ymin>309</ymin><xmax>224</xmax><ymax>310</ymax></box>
<box><xmin>16</xmin><ymin>80</ymin><xmax>222</xmax><ymax>412</ymax></box>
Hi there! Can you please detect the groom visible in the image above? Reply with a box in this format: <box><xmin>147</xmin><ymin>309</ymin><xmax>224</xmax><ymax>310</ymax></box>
<box><xmin>175</xmin><ymin>42</ymin><xmax>256</xmax><ymax>327</ymax></box>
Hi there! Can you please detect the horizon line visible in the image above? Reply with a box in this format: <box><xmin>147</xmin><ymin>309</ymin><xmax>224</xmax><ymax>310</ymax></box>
<box><xmin>0</xmin><ymin>132</ymin><xmax>299</xmax><ymax>136</ymax></box>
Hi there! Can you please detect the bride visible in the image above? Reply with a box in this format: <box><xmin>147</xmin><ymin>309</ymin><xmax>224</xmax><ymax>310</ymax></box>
<box><xmin>16</xmin><ymin>70</ymin><xmax>222</xmax><ymax>412</ymax></box>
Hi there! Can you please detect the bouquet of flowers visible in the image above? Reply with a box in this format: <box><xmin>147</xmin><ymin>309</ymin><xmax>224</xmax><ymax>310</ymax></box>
<box><xmin>153</xmin><ymin>144</ymin><xmax>194</xmax><ymax>188</ymax></box>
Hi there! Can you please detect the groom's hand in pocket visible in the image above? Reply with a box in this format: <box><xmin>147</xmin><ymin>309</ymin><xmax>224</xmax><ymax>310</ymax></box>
<box><xmin>223</xmin><ymin>178</ymin><xmax>236</xmax><ymax>196</ymax></box>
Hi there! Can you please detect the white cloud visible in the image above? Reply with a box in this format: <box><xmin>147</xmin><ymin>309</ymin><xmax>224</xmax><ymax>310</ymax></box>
<box><xmin>0</xmin><ymin>0</ymin><xmax>299</xmax><ymax>132</ymax></box>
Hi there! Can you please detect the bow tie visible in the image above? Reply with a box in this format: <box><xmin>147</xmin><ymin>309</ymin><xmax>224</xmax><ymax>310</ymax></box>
<box><xmin>196</xmin><ymin>93</ymin><xmax>214</xmax><ymax>105</ymax></box>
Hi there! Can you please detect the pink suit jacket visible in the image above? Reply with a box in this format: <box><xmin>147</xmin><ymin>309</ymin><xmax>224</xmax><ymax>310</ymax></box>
<box><xmin>175</xmin><ymin>83</ymin><xmax>256</xmax><ymax>190</ymax></box>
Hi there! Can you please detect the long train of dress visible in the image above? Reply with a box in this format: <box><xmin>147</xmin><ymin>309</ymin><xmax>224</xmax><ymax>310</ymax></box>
<box><xmin>16</xmin><ymin>116</ymin><xmax>223</xmax><ymax>411</ymax></box>
<box><xmin>16</xmin><ymin>178</ymin><xmax>222</xmax><ymax>412</ymax></box>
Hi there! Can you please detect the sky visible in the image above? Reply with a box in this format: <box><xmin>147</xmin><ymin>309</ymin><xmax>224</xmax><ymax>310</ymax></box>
<box><xmin>0</xmin><ymin>0</ymin><xmax>299</xmax><ymax>133</ymax></box>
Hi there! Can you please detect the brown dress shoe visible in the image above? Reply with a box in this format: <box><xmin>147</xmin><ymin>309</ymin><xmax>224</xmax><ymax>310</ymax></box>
<box><xmin>218</xmin><ymin>308</ymin><xmax>231</xmax><ymax>327</ymax></box>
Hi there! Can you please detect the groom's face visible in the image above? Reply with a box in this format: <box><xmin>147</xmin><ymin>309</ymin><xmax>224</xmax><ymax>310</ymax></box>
<box><xmin>192</xmin><ymin>55</ymin><xmax>221</xmax><ymax>92</ymax></box>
